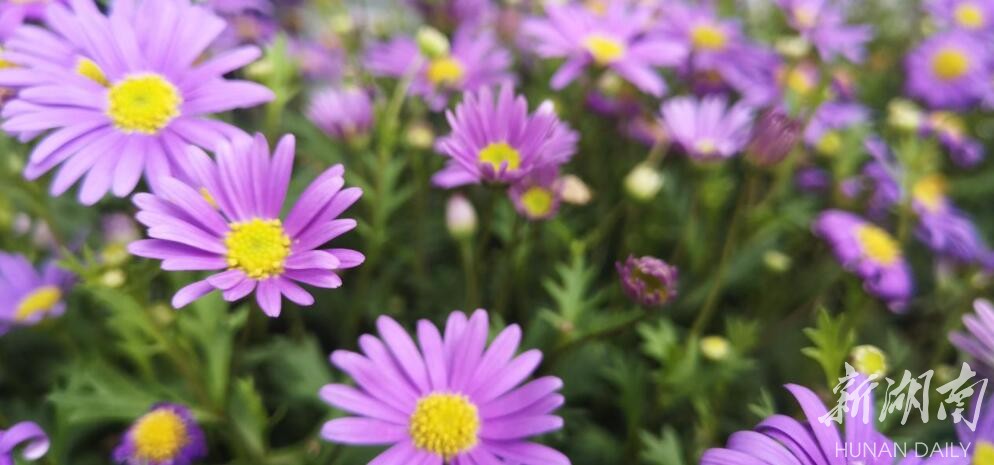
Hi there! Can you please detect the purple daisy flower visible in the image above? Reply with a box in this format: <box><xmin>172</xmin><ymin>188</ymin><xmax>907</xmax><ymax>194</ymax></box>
<box><xmin>905</xmin><ymin>30</ymin><xmax>991</xmax><ymax>110</ymax></box>
<box><xmin>745</xmin><ymin>108</ymin><xmax>802</xmax><ymax>167</ymax></box>
<box><xmin>521</xmin><ymin>2</ymin><xmax>685</xmax><ymax>96</ymax></box>
<box><xmin>0</xmin><ymin>0</ymin><xmax>275</xmax><ymax>205</ymax></box>
<box><xmin>660</xmin><ymin>95</ymin><xmax>754</xmax><ymax>161</ymax></box>
<box><xmin>320</xmin><ymin>309</ymin><xmax>569</xmax><ymax>465</ymax></box>
<box><xmin>365</xmin><ymin>27</ymin><xmax>512</xmax><ymax>111</ymax></box>
<box><xmin>950</xmin><ymin>299</ymin><xmax>994</xmax><ymax>376</ymax></box>
<box><xmin>616</xmin><ymin>255</ymin><xmax>678</xmax><ymax>308</ymax></box>
<box><xmin>702</xmin><ymin>374</ymin><xmax>895</xmax><ymax>465</ymax></box>
<box><xmin>0</xmin><ymin>0</ymin><xmax>65</xmax><ymax>40</ymax></box>
<box><xmin>926</xmin><ymin>0</ymin><xmax>994</xmax><ymax>33</ymax></box>
<box><xmin>912</xmin><ymin>175</ymin><xmax>994</xmax><ymax>269</ymax></box>
<box><xmin>432</xmin><ymin>85</ymin><xmax>578</xmax><ymax>188</ymax></box>
<box><xmin>0</xmin><ymin>421</ymin><xmax>49</xmax><ymax>465</ymax></box>
<box><xmin>813</xmin><ymin>210</ymin><xmax>913</xmax><ymax>310</ymax></box>
<box><xmin>803</xmin><ymin>102</ymin><xmax>869</xmax><ymax>155</ymax></box>
<box><xmin>0</xmin><ymin>252</ymin><xmax>74</xmax><ymax>335</ymax></box>
<box><xmin>306</xmin><ymin>86</ymin><xmax>374</xmax><ymax>141</ymax></box>
<box><xmin>508</xmin><ymin>167</ymin><xmax>562</xmax><ymax>221</ymax></box>
<box><xmin>776</xmin><ymin>0</ymin><xmax>873</xmax><ymax>62</ymax></box>
<box><xmin>127</xmin><ymin>133</ymin><xmax>364</xmax><ymax>317</ymax></box>
<box><xmin>921</xmin><ymin>111</ymin><xmax>985</xmax><ymax>167</ymax></box>
<box><xmin>113</xmin><ymin>403</ymin><xmax>206</xmax><ymax>465</ymax></box>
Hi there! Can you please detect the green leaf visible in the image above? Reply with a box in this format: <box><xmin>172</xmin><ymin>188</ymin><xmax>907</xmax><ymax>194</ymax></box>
<box><xmin>640</xmin><ymin>427</ymin><xmax>685</xmax><ymax>465</ymax></box>
<box><xmin>801</xmin><ymin>308</ymin><xmax>856</xmax><ymax>389</ymax></box>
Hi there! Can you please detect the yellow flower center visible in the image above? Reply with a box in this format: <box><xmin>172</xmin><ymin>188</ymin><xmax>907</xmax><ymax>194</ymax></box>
<box><xmin>794</xmin><ymin>6</ymin><xmax>818</xmax><ymax>28</ymax></box>
<box><xmin>856</xmin><ymin>225</ymin><xmax>901</xmax><ymax>266</ymax></box>
<box><xmin>14</xmin><ymin>285</ymin><xmax>61</xmax><ymax>321</ymax></box>
<box><xmin>583</xmin><ymin>34</ymin><xmax>626</xmax><ymax>65</ymax></box>
<box><xmin>75</xmin><ymin>57</ymin><xmax>108</xmax><ymax>86</ymax></box>
<box><xmin>955</xmin><ymin>3</ymin><xmax>984</xmax><ymax>29</ymax></box>
<box><xmin>409</xmin><ymin>393</ymin><xmax>480</xmax><ymax>459</ymax></box>
<box><xmin>427</xmin><ymin>56</ymin><xmax>465</xmax><ymax>86</ymax></box>
<box><xmin>851</xmin><ymin>344</ymin><xmax>888</xmax><ymax>377</ymax></box>
<box><xmin>478</xmin><ymin>142</ymin><xmax>521</xmax><ymax>172</ymax></box>
<box><xmin>691</xmin><ymin>24</ymin><xmax>727</xmax><ymax>51</ymax></box>
<box><xmin>132</xmin><ymin>409</ymin><xmax>189</xmax><ymax>463</ymax></box>
<box><xmin>695</xmin><ymin>139</ymin><xmax>717</xmax><ymax>155</ymax></box>
<box><xmin>913</xmin><ymin>175</ymin><xmax>947</xmax><ymax>213</ymax></box>
<box><xmin>785</xmin><ymin>68</ymin><xmax>814</xmax><ymax>95</ymax></box>
<box><xmin>816</xmin><ymin>131</ymin><xmax>842</xmax><ymax>155</ymax></box>
<box><xmin>975</xmin><ymin>442</ymin><xmax>994</xmax><ymax>465</ymax></box>
<box><xmin>520</xmin><ymin>187</ymin><xmax>554</xmax><ymax>218</ymax></box>
<box><xmin>107</xmin><ymin>74</ymin><xmax>182</xmax><ymax>134</ymax></box>
<box><xmin>932</xmin><ymin>48</ymin><xmax>970</xmax><ymax>81</ymax></box>
<box><xmin>224</xmin><ymin>218</ymin><xmax>291</xmax><ymax>279</ymax></box>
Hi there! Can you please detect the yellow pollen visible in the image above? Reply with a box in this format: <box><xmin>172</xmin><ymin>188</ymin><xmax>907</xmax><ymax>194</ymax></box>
<box><xmin>786</xmin><ymin>68</ymin><xmax>814</xmax><ymax>95</ymax></box>
<box><xmin>132</xmin><ymin>409</ymin><xmax>189</xmax><ymax>463</ymax></box>
<box><xmin>929</xmin><ymin>112</ymin><xmax>965</xmax><ymax>138</ymax></box>
<box><xmin>14</xmin><ymin>285</ymin><xmax>61</xmax><ymax>322</ymax></box>
<box><xmin>931</xmin><ymin>48</ymin><xmax>970</xmax><ymax>81</ymax></box>
<box><xmin>856</xmin><ymin>225</ymin><xmax>901</xmax><ymax>266</ymax></box>
<box><xmin>224</xmin><ymin>218</ymin><xmax>291</xmax><ymax>279</ymax></box>
<box><xmin>75</xmin><ymin>57</ymin><xmax>108</xmax><ymax>86</ymax></box>
<box><xmin>794</xmin><ymin>6</ymin><xmax>817</xmax><ymax>28</ymax></box>
<box><xmin>427</xmin><ymin>56</ymin><xmax>465</xmax><ymax>86</ymax></box>
<box><xmin>409</xmin><ymin>393</ymin><xmax>480</xmax><ymax>459</ymax></box>
<box><xmin>478</xmin><ymin>142</ymin><xmax>521</xmax><ymax>172</ymax></box>
<box><xmin>955</xmin><ymin>3</ymin><xmax>984</xmax><ymax>29</ymax></box>
<box><xmin>851</xmin><ymin>344</ymin><xmax>888</xmax><ymax>378</ymax></box>
<box><xmin>691</xmin><ymin>24</ymin><xmax>727</xmax><ymax>51</ymax></box>
<box><xmin>107</xmin><ymin>74</ymin><xmax>181</xmax><ymax>134</ymax></box>
<box><xmin>520</xmin><ymin>187</ymin><xmax>554</xmax><ymax>218</ymax></box>
<box><xmin>975</xmin><ymin>442</ymin><xmax>994</xmax><ymax>465</ymax></box>
<box><xmin>913</xmin><ymin>175</ymin><xmax>947</xmax><ymax>213</ymax></box>
<box><xmin>583</xmin><ymin>34</ymin><xmax>626</xmax><ymax>65</ymax></box>
<box><xmin>695</xmin><ymin>139</ymin><xmax>717</xmax><ymax>155</ymax></box>
<box><xmin>199</xmin><ymin>187</ymin><xmax>219</xmax><ymax>209</ymax></box>
<box><xmin>816</xmin><ymin>131</ymin><xmax>842</xmax><ymax>155</ymax></box>
<box><xmin>0</xmin><ymin>46</ymin><xmax>15</xmax><ymax>70</ymax></box>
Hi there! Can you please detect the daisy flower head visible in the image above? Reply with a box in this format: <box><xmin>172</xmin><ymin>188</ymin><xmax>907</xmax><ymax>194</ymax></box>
<box><xmin>0</xmin><ymin>252</ymin><xmax>74</xmax><ymax>335</ymax></box>
<box><xmin>509</xmin><ymin>167</ymin><xmax>563</xmax><ymax>221</ymax></box>
<box><xmin>776</xmin><ymin>0</ymin><xmax>873</xmax><ymax>62</ymax></box>
<box><xmin>127</xmin><ymin>133</ymin><xmax>365</xmax><ymax>317</ymax></box>
<box><xmin>905</xmin><ymin>30</ymin><xmax>991</xmax><ymax>110</ymax></box>
<box><xmin>926</xmin><ymin>0</ymin><xmax>994</xmax><ymax>33</ymax></box>
<box><xmin>521</xmin><ymin>1</ymin><xmax>686</xmax><ymax>96</ymax></box>
<box><xmin>803</xmin><ymin>101</ymin><xmax>869</xmax><ymax>156</ymax></box>
<box><xmin>0</xmin><ymin>421</ymin><xmax>49</xmax><ymax>464</ymax></box>
<box><xmin>113</xmin><ymin>403</ymin><xmax>206</xmax><ymax>465</ymax></box>
<box><xmin>320</xmin><ymin>309</ymin><xmax>569</xmax><ymax>465</ymax></box>
<box><xmin>432</xmin><ymin>85</ymin><xmax>578</xmax><ymax>188</ymax></box>
<box><xmin>660</xmin><ymin>95</ymin><xmax>754</xmax><ymax>162</ymax></box>
<box><xmin>306</xmin><ymin>86</ymin><xmax>374</xmax><ymax>141</ymax></box>
<box><xmin>0</xmin><ymin>0</ymin><xmax>275</xmax><ymax>205</ymax></box>
<box><xmin>813</xmin><ymin>210</ymin><xmax>912</xmax><ymax>310</ymax></box>
<box><xmin>364</xmin><ymin>27</ymin><xmax>512</xmax><ymax>111</ymax></box>
<box><xmin>950</xmin><ymin>299</ymin><xmax>994</xmax><ymax>376</ymax></box>
<box><xmin>656</xmin><ymin>3</ymin><xmax>743</xmax><ymax>69</ymax></box>
<box><xmin>912</xmin><ymin>175</ymin><xmax>994</xmax><ymax>269</ymax></box>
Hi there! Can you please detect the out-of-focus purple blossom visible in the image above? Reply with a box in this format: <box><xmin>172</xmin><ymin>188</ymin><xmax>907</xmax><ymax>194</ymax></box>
<box><xmin>0</xmin><ymin>421</ymin><xmax>49</xmax><ymax>464</ymax></box>
<box><xmin>926</xmin><ymin>0</ymin><xmax>994</xmax><ymax>33</ymax></box>
<box><xmin>950</xmin><ymin>299</ymin><xmax>994</xmax><ymax>376</ymax></box>
<box><xmin>776</xmin><ymin>0</ymin><xmax>873</xmax><ymax>62</ymax></box>
<box><xmin>509</xmin><ymin>167</ymin><xmax>563</xmax><ymax>221</ymax></box>
<box><xmin>365</xmin><ymin>27</ymin><xmax>512</xmax><ymax>110</ymax></box>
<box><xmin>306</xmin><ymin>87</ymin><xmax>374</xmax><ymax>141</ymax></box>
<box><xmin>778</xmin><ymin>61</ymin><xmax>820</xmax><ymax>98</ymax></box>
<box><xmin>803</xmin><ymin>101</ymin><xmax>869</xmax><ymax>154</ymax></box>
<box><xmin>623</xmin><ymin>114</ymin><xmax>669</xmax><ymax>147</ymax></box>
<box><xmin>113</xmin><ymin>403</ymin><xmax>206</xmax><ymax>465</ymax></box>
<box><xmin>432</xmin><ymin>85</ymin><xmax>578</xmax><ymax>188</ymax></box>
<box><xmin>0</xmin><ymin>0</ymin><xmax>66</xmax><ymax>40</ymax></box>
<box><xmin>0</xmin><ymin>253</ymin><xmax>74</xmax><ymax>335</ymax></box>
<box><xmin>522</xmin><ymin>2</ymin><xmax>685</xmax><ymax>96</ymax></box>
<box><xmin>913</xmin><ymin>175</ymin><xmax>994</xmax><ymax>269</ymax></box>
<box><xmin>746</xmin><ymin>109</ymin><xmax>802</xmax><ymax>166</ymax></box>
<box><xmin>616</xmin><ymin>255</ymin><xmax>678</xmax><ymax>308</ymax></box>
<box><xmin>905</xmin><ymin>30</ymin><xmax>991</xmax><ymax>110</ymax></box>
<box><xmin>661</xmin><ymin>95</ymin><xmax>754</xmax><ymax>161</ymax></box>
<box><xmin>813</xmin><ymin>210</ymin><xmax>913</xmax><ymax>310</ymax></box>
<box><xmin>290</xmin><ymin>38</ymin><xmax>344</xmax><ymax>82</ymax></box>
<box><xmin>406</xmin><ymin>0</ymin><xmax>494</xmax><ymax>30</ymax></box>
<box><xmin>102</xmin><ymin>213</ymin><xmax>140</xmax><ymax>246</ymax></box>
<box><xmin>920</xmin><ymin>112</ymin><xmax>985</xmax><ymax>167</ymax></box>
<box><xmin>795</xmin><ymin>166</ymin><xmax>831</xmax><ymax>192</ymax></box>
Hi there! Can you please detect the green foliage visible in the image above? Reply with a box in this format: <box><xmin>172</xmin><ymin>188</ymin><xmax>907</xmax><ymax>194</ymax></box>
<box><xmin>802</xmin><ymin>309</ymin><xmax>856</xmax><ymax>389</ymax></box>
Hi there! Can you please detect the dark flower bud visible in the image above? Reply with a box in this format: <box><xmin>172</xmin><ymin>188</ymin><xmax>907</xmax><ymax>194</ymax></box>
<box><xmin>747</xmin><ymin>109</ymin><xmax>802</xmax><ymax>167</ymax></box>
<box><xmin>616</xmin><ymin>255</ymin><xmax>678</xmax><ymax>308</ymax></box>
